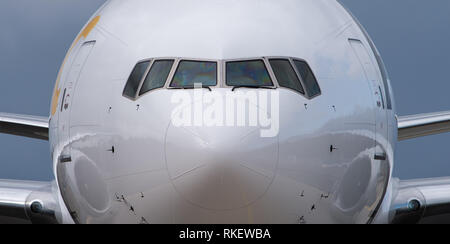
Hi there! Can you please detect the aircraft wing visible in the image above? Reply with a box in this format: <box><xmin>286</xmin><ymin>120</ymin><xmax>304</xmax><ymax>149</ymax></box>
<box><xmin>0</xmin><ymin>112</ymin><xmax>49</xmax><ymax>141</ymax></box>
<box><xmin>0</xmin><ymin>113</ymin><xmax>61</xmax><ymax>223</ymax></box>
<box><xmin>389</xmin><ymin>111</ymin><xmax>450</xmax><ymax>223</ymax></box>
<box><xmin>397</xmin><ymin>111</ymin><xmax>450</xmax><ymax>141</ymax></box>
<box><xmin>390</xmin><ymin>177</ymin><xmax>450</xmax><ymax>224</ymax></box>
<box><xmin>0</xmin><ymin>180</ymin><xmax>61</xmax><ymax>224</ymax></box>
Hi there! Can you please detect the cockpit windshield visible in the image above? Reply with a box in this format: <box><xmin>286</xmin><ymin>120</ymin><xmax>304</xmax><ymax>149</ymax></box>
<box><xmin>226</xmin><ymin>60</ymin><xmax>273</xmax><ymax>87</ymax></box>
<box><xmin>170</xmin><ymin>60</ymin><xmax>217</xmax><ymax>88</ymax></box>
<box><xmin>125</xmin><ymin>57</ymin><xmax>322</xmax><ymax>100</ymax></box>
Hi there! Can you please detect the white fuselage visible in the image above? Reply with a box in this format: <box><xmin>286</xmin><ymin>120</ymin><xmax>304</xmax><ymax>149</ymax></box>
<box><xmin>49</xmin><ymin>0</ymin><xmax>397</xmax><ymax>224</ymax></box>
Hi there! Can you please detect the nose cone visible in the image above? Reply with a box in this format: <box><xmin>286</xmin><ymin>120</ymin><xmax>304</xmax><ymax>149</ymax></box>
<box><xmin>165</xmin><ymin>123</ymin><xmax>279</xmax><ymax>210</ymax></box>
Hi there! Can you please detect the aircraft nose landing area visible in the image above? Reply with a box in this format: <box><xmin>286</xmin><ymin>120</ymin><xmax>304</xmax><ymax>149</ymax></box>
<box><xmin>165</xmin><ymin>123</ymin><xmax>279</xmax><ymax>211</ymax></box>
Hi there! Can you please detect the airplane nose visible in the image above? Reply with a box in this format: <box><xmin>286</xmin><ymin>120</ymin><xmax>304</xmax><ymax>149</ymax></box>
<box><xmin>165</xmin><ymin>110</ymin><xmax>279</xmax><ymax>211</ymax></box>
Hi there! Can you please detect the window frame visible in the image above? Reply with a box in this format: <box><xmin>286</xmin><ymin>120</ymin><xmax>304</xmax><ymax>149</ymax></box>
<box><xmin>138</xmin><ymin>58</ymin><xmax>176</xmax><ymax>97</ymax></box>
<box><xmin>267</xmin><ymin>57</ymin><xmax>307</xmax><ymax>97</ymax></box>
<box><xmin>123</xmin><ymin>56</ymin><xmax>322</xmax><ymax>101</ymax></box>
<box><xmin>290</xmin><ymin>58</ymin><xmax>322</xmax><ymax>99</ymax></box>
<box><xmin>122</xmin><ymin>59</ymin><xmax>152</xmax><ymax>100</ymax></box>
<box><xmin>168</xmin><ymin>58</ymin><xmax>220</xmax><ymax>89</ymax></box>
<box><xmin>223</xmin><ymin>57</ymin><xmax>279</xmax><ymax>89</ymax></box>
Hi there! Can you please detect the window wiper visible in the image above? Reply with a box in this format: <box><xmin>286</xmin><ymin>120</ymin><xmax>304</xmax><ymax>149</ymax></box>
<box><xmin>171</xmin><ymin>85</ymin><xmax>212</xmax><ymax>92</ymax></box>
<box><xmin>231</xmin><ymin>85</ymin><xmax>276</xmax><ymax>92</ymax></box>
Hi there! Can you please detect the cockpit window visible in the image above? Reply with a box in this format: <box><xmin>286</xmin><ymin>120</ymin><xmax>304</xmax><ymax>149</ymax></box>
<box><xmin>293</xmin><ymin>60</ymin><xmax>321</xmax><ymax>98</ymax></box>
<box><xmin>269</xmin><ymin>59</ymin><xmax>305</xmax><ymax>94</ymax></box>
<box><xmin>139</xmin><ymin>60</ymin><xmax>174</xmax><ymax>95</ymax></box>
<box><xmin>123</xmin><ymin>61</ymin><xmax>150</xmax><ymax>98</ymax></box>
<box><xmin>124</xmin><ymin>57</ymin><xmax>322</xmax><ymax>100</ymax></box>
<box><xmin>226</xmin><ymin>60</ymin><xmax>273</xmax><ymax>87</ymax></box>
<box><xmin>341</xmin><ymin>5</ymin><xmax>392</xmax><ymax>109</ymax></box>
<box><xmin>170</xmin><ymin>60</ymin><xmax>217</xmax><ymax>87</ymax></box>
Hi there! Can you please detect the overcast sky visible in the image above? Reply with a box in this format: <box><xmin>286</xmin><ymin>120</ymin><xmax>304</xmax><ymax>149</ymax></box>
<box><xmin>0</xmin><ymin>0</ymin><xmax>449</xmax><ymax>181</ymax></box>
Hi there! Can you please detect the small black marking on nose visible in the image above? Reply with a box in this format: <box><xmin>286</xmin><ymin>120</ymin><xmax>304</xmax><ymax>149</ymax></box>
<box><xmin>330</xmin><ymin>145</ymin><xmax>338</xmax><ymax>152</ymax></box>
<box><xmin>300</xmin><ymin>191</ymin><xmax>305</xmax><ymax>197</ymax></box>
<box><xmin>115</xmin><ymin>193</ymin><xmax>122</xmax><ymax>202</ymax></box>
<box><xmin>332</xmin><ymin>105</ymin><xmax>336</xmax><ymax>112</ymax></box>
<box><xmin>321</xmin><ymin>194</ymin><xmax>329</xmax><ymax>199</ymax></box>
<box><xmin>59</xmin><ymin>155</ymin><xmax>72</xmax><ymax>163</ymax></box>
<box><xmin>121</xmin><ymin>195</ymin><xmax>129</xmax><ymax>205</ymax></box>
<box><xmin>298</xmin><ymin>216</ymin><xmax>306</xmax><ymax>224</ymax></box>
<box><xmin>136</xmin><ymin>104</ymin><xmax>140</xmax><ymax>110</ymax></box>
<box><xmin>311</xmin><ymin>205</ymin><xmax>316</xmax><ymax>211</ymax></box>
<box><xmin>141</xmin><ymin>192</ymin><xmax>145</xmax><ymax>198</ymax></box>
<box><xmin>304</xmin><ymin>104</ymin><xmax>308</xmax><ymax>110</ymax></box>
<box><xmin>140</xmin><ymin>217</ymin><xmax>149</xmax><ymax>224</ymax></box>
<box><xmin>107</xmin><ymin>146</ymin><xmax>115</xmax><ymax>154</ymax></box>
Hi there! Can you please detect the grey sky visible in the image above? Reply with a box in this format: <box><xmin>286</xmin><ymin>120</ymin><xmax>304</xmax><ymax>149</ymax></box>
<box><xmin>0</xmin><ymin>0</ymin><xmax>448</xmax><ymax>181</ymax></box>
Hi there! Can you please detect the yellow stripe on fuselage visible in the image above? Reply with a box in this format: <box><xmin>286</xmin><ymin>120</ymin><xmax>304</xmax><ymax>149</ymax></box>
<box><xmin>50</xmin><ymin>16</ymin><xmax>101</xmax><ymax>116</ymax></box>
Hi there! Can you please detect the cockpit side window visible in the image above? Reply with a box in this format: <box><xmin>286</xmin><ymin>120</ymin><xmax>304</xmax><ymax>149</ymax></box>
<box><xmin>341</xmin><ymin>4</ymin><xmax>392</xmax><ymax>109</ymax></box>
<box><xmin>170</xmin><ymin>60</ymin><xmax>217</xmax><ymax>88</ymax></box>
<box><xmin>139</xmin><ymin>60</ymin><xmax>174</xmax><ymax>96</ymax></box>
<box><xmin>372</xmin><ymin>50</ymin><xmax>392</xmax><ymax>110</ymax></box>
<box><xmin>123</xmin><ymin>61</ymin><xmax>150</xmax><ymax>98</ymax></box>
<box><xmin>226</xmin><ymin>60</ymin><xmax>273</xmax><ymax>87</ymax></box>
<box><xmin>269</xmin><ymin>59</ymin><xmax>305</xmax><ymax>94</ymax></box>
<box><xmin>293</xmin><ymin>60</ymin><xmax>321</xmax><ymax>98</ymax></box>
